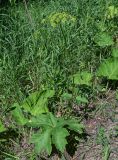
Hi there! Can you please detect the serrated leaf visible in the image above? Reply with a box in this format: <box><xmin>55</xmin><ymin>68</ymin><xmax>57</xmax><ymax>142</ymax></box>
<box><xmin>0</xmin><ymin>120</ymin><xmax>6</xmax><ymax>133</ymax></box>
<box><xmin>68</xmin><ymin>123</ymin><xmax>84</xmax><ymax>134</ymax></box>
<box><xmin>22</xmin><ymin>90</ymin><xmax>55</xmax><ymax>116</ymax></box>
<box><xmin>12</xmin><ymin>103</ymin><xmax>28</xmax><ymax>125</ymax></box>
<box><xmin>52</xmin><ymin>127</ymin><xmax>69</xmax><ymax>153</ymax></box>
<box><xmin>71</xmin><ymin>71</ymin><xmax>92</xmax><ymax>86</ymax></box>
<box><xmin>94</xmin><ymin>32</ymin><xmax>114</xmax><ymax>47</ymax></box>
<box><xmin>28</xmin><ymin>114</ymin><xmax>52</xmax><ymax>128</ymax></box>
<box><xmin>97</xmin><ymin>58</ymin><xmax>118</xmax><ymax>80</ymax></box>
<box><xmin>28</xmin><ymin>112</ymin><xmax>57</xmax><ymax>128</ymax></box>
<box><xmin>61</xmin><ymin>93</ymin><xmax>72</xmax><ymax>100</ymax></box>
<box><xmin>22</xmin><ymin>91</ymin><xmax>39</xmax><ymax>113</ymax></box>
<box><xmin>49</xmin><ymin>112</ymin><xmax>57</xmax><ymax>127</ymax></box>
<box><xmin>31</xmin><ymin>129</ymin><xmax>52</xmax><ymax>155</ymax></box>
<box><xmin>56</xmin><ymin>117</ymin><xmax>84</xmax><ymax>133</ymax></box>
<box><xmin>66</xmin><ymin>119</ymin><xmax>84</xmax><ymax>133</ymax></box>
<box><xmin>44</xmin><ymin>89</ymin><xmax>55</xmax><ymax>98</ymax></box>
<box><xmin>29</xmin><ymin>113</ymin><xmax>84</xmax><ymax>155</ymax></box>
<box><xmin>76</xmin><ymin>96</ymin><xmax>88</xmax><ymax>104</ymax></box>
<box><xmin>112</xmin><ymin>47</ymin><xmax>118</xmax><ymax>58</ymax></box>
<box><xmin>57</xmin><ymin>118</ymin><xmax>84</xmax><ymax>134</ymax></box>
<box><xmin>56</xmin><ymin>117</ymin><xmax>67</xmax><ymax>127</ymax></box>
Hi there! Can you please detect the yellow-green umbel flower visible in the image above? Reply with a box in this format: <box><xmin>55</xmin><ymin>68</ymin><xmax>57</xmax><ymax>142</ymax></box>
<box><xmin>42</xmin><ymin>12</ymin><xmax>76</xmax><ymax>28</ymax></box>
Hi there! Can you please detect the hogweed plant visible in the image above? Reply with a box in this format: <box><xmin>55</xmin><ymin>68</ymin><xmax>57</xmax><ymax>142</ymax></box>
<box><xmin>29</xmin><ymin>112</ymin><xmax>84</xmax><ymax>155</ymax></box>
<box><xmin>42</xmin><ymin>12</ymin><xmax>76</xmax><ymax>28</ymax></box>
<box><xmin>95</xmin><ymin>32</ymin><xmax>118</xmax><ymax>80</ymax></box>
<box><xmin>10</xmin><ymin>89</ymin><xmax>84</xmax><ymax>156</ymax></box>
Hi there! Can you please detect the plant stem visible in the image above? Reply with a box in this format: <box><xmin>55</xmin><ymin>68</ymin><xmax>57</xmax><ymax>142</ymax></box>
<box><xmin>0</xmin><ymin>150</ymin><xmax>19</xmax><ymax>159</ymax></box>
<box><xmin>23</xmin><ymin>0</ymin><xmax>35</xmax><ymax>31</ymax></box>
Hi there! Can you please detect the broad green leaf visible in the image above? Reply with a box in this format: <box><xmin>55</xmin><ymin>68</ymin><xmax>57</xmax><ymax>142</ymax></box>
<box><xmin>31</xmin><ymin>90</ymin><xmax>55</xmax><ymax>115</ymax></box>
<box><xmin>56</xmin><ymin>118</ymin><xmax>67</xmax><ymax>127</ymax></box>
<box><xmin>31</xmin><ymin>129</ymin><xmax>52</xmax><ymax>155</ymax></box>
<box><xmin>29</xmin><ymin>113</ymin><xmax>84</xmax><ymax>155</ymax></box>
<box><xmin>12</xmin><ymin>103</ymin><xmax>28</xmax><ymax>125</ymax></box>
<box><xmin>94</xmin><ymin>32</ymin><xmax>114</xmax><ymax>47</ymax></box>
<box><xmin>22</xmin><ymin>90</ymin><xmax>55</xmax><ymax>116</ymax></box>
<box><xmin>112</xmin><ymin>47</ymin><xmax>118</xmax><ymax>58</ymax></box>
<box><xmin>61</xmin><ymin>93</ymin><xmax>72</xmax><ymax>100</ymax></box>
<box><xmin>0</xmin><ymin>120</ymin><xmax>6</xmax><ymax>133</ymax></box>
<box><xmin>22</xmin><ymin>91</ymin><xmax>39</xmax><ymax>113</ymax></box>
<box><xmin>71</xmin><ymin>71</ymin><xmax>92</xmax><ymax>86</ymax></box>
<box><xmin>49</xmin><ymin>112</ymin><xmax>57</xmax><ymax>127</ymax></box>
<box><xmin>28</xmin><ymin>112</ymin><xmax>57</xmax><ymax>128</ymax></box>
<box><xmin>97</xmin><ymin>58</ymin><xmax>118</xmax><ymax>80</ymax></box>
<box><xmin>76</xmin><ymin>96</ymin><xmax>88</xmax><ymax>104</ymax></box>
<box><xmin>44</xmin><ymin>89</ymin><xmax>55</xmax><ymax>98</ymax></box>
<box><xmin>52</xmin><ymin>127</ymin><xmax>69</xmax><ymax>153</ymax></box>
<box><xmin>65</xmin><ymin>119</ymin><xmax>84</xmax><ymax>133</ymax></box>
<box><xmin>28</xmin><ymin>114</ymin><xmax>52</xmax><ymax>128</ymax></box>
<box><xmin>57</xmin><ymin>118</ymin><xmax>84</xmax><ymax>134</ymax></box>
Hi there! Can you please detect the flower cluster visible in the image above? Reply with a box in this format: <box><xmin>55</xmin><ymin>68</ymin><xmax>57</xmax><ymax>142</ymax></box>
<box><xmin>42</xmin><ymin>12</ymin><xmax>76</xmax><ymax>27</ymax></box>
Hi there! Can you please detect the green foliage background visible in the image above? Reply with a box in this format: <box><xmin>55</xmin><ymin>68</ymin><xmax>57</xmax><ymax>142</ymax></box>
<box><xmin>0</xmin><ymin>0</ymin><xmax>118</xmax><ymax>159</ymax></box>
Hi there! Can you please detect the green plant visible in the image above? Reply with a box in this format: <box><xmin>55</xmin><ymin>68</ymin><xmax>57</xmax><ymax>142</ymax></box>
<box><xmin>94</xmin><ymin>32</ymin><xmax>114</xmax><ymax>47</ymax></box>
<box><xmin>0</xmin><ymin>120</ymin><xmax>7</xmax><ymax>143</ymax></box>
<box><xmin>116</xmin><ymin>90</ymin><xmax>118</xmax><ymax>100</ymax></box>
<box><xmin>106</xmin><ymin>5</ymin><xmax>118</xmax><ymax>19</ymax></box>
<box><xmin>96</xmin><ymin>30</ymin><xmax>118</xmax><ymax>80</ymax></box>
<box><xmin>11</xmin><ymin>89</ymin><xmax>55</xmax><ymax>127</ymax></box>
<box><xmin>61</xmin><ymin>92</ymin><xmax>89</xmax><ymax>105</ymax></box>
<box><xmin>42</xmin><ymin>12</ymin><xmax>76</xmax><ymax>28</ymax></box>
<box><xmin>61</xmin><ymin>92</ymin><xmax>73</xmax><ymax>101</ymax></box>
<box><xmin>22</xmin><ymin>89</ymin><xmax>55</xmax><ymax>115</ymax></box>
<box><xmin>97</xmin><ymin>58</ymin><xmax>118</xmax><ymax>80</ymax></box>
<box><xmin>60</xmin><ymin>90</ymin><xmax>89</xmax><ymax>118</ymax></box>
<box><xmin>12</xmin><ymin>89</ymin><xmax>55</xmax><ymax>123</ymax></box>
<box><xmin>76</xmin><ymin>96</ymin><xmax>88</xmax><ymax>105</ymax></box>
<box><xmin>12</xmin><ymin>103</ymin><xmax>28</xmax><ymax>126</ymax></box>
<box><xmin>115</xmin><ymin>126</ymin><xmax>118</xmax><ymax>136</ymax></box>
<box><xmin>71</xmin><ymin>71</ymin><xmax>93</xmax><ymax>86</ymax></box>
<box><xmin>10</xmin><ymin>90</ymin><xmax>84</xmax><ymax>156</ymax></box>
<box><xmin>112</xmin><ymin>47</ymin><xmax>118</xmax><ymax>58</ymax></box>
<box><xmin>29</xmin><ymin>112</ymin><xmax>84</xmax><ymax>155</ymax></box>
<box><xmin>103</xmin><ymin>145</ymin><xmax>111</xmax><ymax>160</ymax></box>
<box><xmin>9</xmin><ymin>0</ymin><xmax>16</xmax><ymax>5</ymax></box>
<box><xmin>96</xmin><ymin>127</ymin><xmax>110</xmax><ymax>160</ymax></box>
<box><xmin>0</xmin><ymin>120</ymin><xmax>6</xmax><ymax>133</ymax></box>
<box><xmin>1</xmin><ymin>0</ymin><xmax>118</xmax><ymax>159</ymax></box>
<box><xmin>96</xmin><ymin>127</ymin><xmax>109</xmax><ymax>147</ymax></box>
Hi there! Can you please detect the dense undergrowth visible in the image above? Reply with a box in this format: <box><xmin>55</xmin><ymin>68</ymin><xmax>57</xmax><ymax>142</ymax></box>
<box><xmin>0</xmin><ymin>0</ymin><xmax>118</xmax><ymax>159</ymax></box>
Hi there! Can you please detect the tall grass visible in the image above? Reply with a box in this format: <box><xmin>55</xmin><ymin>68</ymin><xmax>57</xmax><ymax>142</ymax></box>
<box><xmin>0</xmin><ymin>0</ymin><xmax>117</xmax><ymax>111</ymax></box>
<box><xmin>0</xmin><ymin>0</ymin><xmax>118</xmax><ymax>158</ymax></box>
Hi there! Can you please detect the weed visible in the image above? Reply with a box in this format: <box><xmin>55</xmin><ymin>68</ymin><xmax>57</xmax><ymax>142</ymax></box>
<box><xmin>0</xmin><ymin>0</ymin><xmax>118</xmax><ymax>159</ymax></box>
